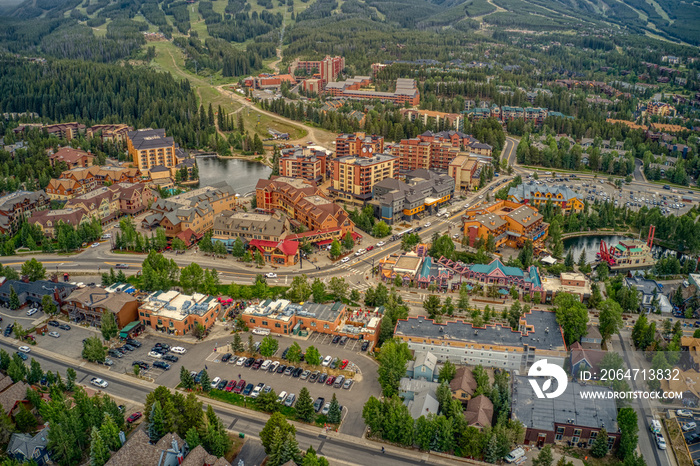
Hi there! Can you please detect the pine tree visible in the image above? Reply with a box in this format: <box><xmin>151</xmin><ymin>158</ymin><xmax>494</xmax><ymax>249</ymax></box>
<box><xmin>9</xmin><ymin>285</ymin><xmax>19</xmax><ymax>310</ymax></box>
<box><xmin>200</xmin><ymin>370</ymin><xmax>211</xmax><ymax>392</ymax></box>
<box><xmin>186</xmin><ymin>426</ymin><xmax>201</xmax><ymax>449</ymax></box>
<box><xmin>89</xmin><ymin>427</ymin><xmax>110</xmax><ymax>466</ymax></box>
<box><xmin>99</xmin><ymin>413</ymin><xmax>121</xmax><ymax>451</ymax></box>
<box><xmin>327</xmin><ymin>394</ymin><xmax>341</xmax><ymax>424</ymax></box>
<box><xmin>578</xmin><ymin>248</ymin><xmax>587</xmax><ymax>267</ymax></box>
<box><xmin>148</xmin><ymin>401</ymin><xmax>166</xmax><ymax>443</ymax></box>
<box><xmin>533</xmin><ymin>445</ymin><xmax>554</xmax><ymax>466</ymax></box>
<box><xmin>295</xmin><ymin>387</ymin><xmax>315</xmax><ymax>422</ymax></box>
<box><xmin>100</xmin><ymin>312</ymin><xmax>118</xmax><ymax>341</ymax></box>
<box><xmin>483</xmin><ymin>434</ymin><xmax>499</xmax><ymax>463</ymax></box>
<box><xmin>268</xmin><ymin>428</ymin><xmax>301</xmax><ymax>466</ymax></box>
<box><xmin>231</xmin><ymin>333</ymin><xmax>244</xmax><ymax>353</ymax></box>
<box><xmin>591</xmin><ymin>428</ymin><xmax>610</xmax><ymax>458</ymax></box>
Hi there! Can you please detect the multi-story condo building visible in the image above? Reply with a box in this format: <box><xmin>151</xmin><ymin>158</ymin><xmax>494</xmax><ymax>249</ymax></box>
<box><xmin>212</xmin><ymin>211</ymin><xmax>290</xmax><ymax>245</ymax></box>
<box><xmin>325</xmin><ymin>78</ymin><xmax>420</xmax><ymax>106</ymax></box>
<box><xmin>393</xmin><ymin>131</ymin><xmax>492</xmax><ymax>172</ymax></box>
<box><xmin>46</xmin><ymin>165</ymin><xmax>144</xmax><ymax>200</ymax></box>
<box><xmin>507</xmin><ymin>183</ymin><xmax>584</xmax><ymax>214</ymax></box>
<box><xmin>62</xmin><ymin>182</ymin><xmax>155</xmax><ymax>227</ymax></box>
<box><xmin>86</xmin><ymin>124</ymin><xmax>133</xmax><ymax>143</ymax></box>
<box><xmin>448</xmin><ymin>155</ymin><xmax>492</xmax><ymax>192</ymax></box>
<box><xmin>334</xmin><ymin>133</ymin><xmax>384</xmax><ymax>157</ymax></box>
<box><xmin>0</xmin><ymin>191</ymin><xmax>49</xmax><ymax>234</ymax></box>
<box><xmin>394</xmin><ymin>309</ymin><xmax>566</xmax><ymax>370</ymax></box>
<box><xmin>48</xmin><ymin>147</ymin><xmax>95</xmax><ymax>169</ymax></box>
<box><xmin>142</xmin><ymin>183</ymin><xmax>237</xmax><ymax>238</ymax></box>
<box><xmin>329</xmin><ymin>153</ymin><xmax>397</xmax><ymax>202</ymax></box>
<box><xmin>399</xmin><ymin>109</ymin><xmax>463</xmax><ymax>130</ymax></box>
<box><xmin>127</xmin><ymin>128</ymin><xmax>179</xmax><ymax>171</ymax></box>
<box><xmin>462</xmin><ymin>200</ymin><xmax>549</xmax><ymax>249</ymax></box>
<box><xmin>278</xmin><ymin>147</ymin><xmax>328</xmax><ymax>184</ymax></box>
<box><xmin>256</xmin><ymin>177</ymin><xmax>354</xmax><ymax>240</ymax></box>
<box><xmin>28</xmin><ymin>208</ymin><xmax>90</xmax><ymax>237</ymax></box>
<box><xmin>289</xmin><ymin>56</ymin><xmax>345</xmax><ymax>83</ymax></box>
<box><xmin>371</xmin><ymin>169</ymin><xmax>454</xmax><ymax>224</ymax></box>
<box><xmin>465</xmin><ymin>105</ymin><xmax>552</xmax><ymax>125</ymax></box>
<box><xmin>13</xmin><ymin>122</ymin><xmax>86</xmax><ymax>141</ymax></box>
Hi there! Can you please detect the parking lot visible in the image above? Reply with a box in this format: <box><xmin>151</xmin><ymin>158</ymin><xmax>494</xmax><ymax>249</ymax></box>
<box><xmin>677</xmin><ymin>410</ymin><xmax>700</xmax><ymax>463</ymax></box>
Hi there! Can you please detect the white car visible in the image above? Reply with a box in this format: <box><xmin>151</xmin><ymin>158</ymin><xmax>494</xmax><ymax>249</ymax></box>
<box><xmin>354</xmin><ymin>249</ymin><xmax>366</xmax><ymax>256</ymax></box>
<box><xmin>210</xmin><ymin>377</ymin><xmax>221</xmax><ymax>388</ymax></box>
<box><xmin>251</xmin><ymin>386</ymin><xmax>262</xmax><ymax>398</ymax></box>
<box><xmin>147</xmin><ymin>351</ymin><xmax>163</xmax><ymax>359</ymax></box>
<box><xmin>236</xmin><ymin>356</ymin><xmax>247</xmax><ymax>366</ymax></box>
<box><xmin>677</xmin><ymin>409</ymin><xmax>693</xmax><ymax>417</ymax></box>
<box><xmin>91</xmin><ymin>242</ymin><xmax>100</xmax><ymax>248</ymax></box>
<box><xmin>17</xmin><ymin>346</ymin><xmax>30</xmax><ymax>353</ymax></box>
<box><xmin>170</xmin><ymin>346</ymin><xmax>187</xmax><ymax>354</ymax></box>
<box><xmin>452</xmin><ymin>234</ymin><xmax>460</xmax><ymax>239</ymax></box>
<box><xmin>683</xmin><ymin>422</ymin><xmax>697</xmax><ymax>432</ymax></box>
<box><xmin>277</xmin><ymin>391</ymin><xmax>288</xmax><ymax>403</ymax></box>
<box><xmin>90</xmin><ymin>377</ymin><xmax>108</xmax><ymax>388</ymax></box>
<box><xmin>656</xmin><ymin>433</ymin><xmax>666</xmax><ymax>450</ymax></box>
<box><xmin>424</xmin><ymin>222</ymin><xmax>431</xmax><ymax>227</ymax></box>
<box><xmin>341</xmin><ymin>257</ymin><xmax>350</xmax><ymax>263</ymax></box>
<box><xmin>322</xmin><ymin>355</ymin><xmax>333</xmax><ymax>366</ymax></box>
<box><xmin>265</xmin><ymin>272</ymin><xmax>277</xmax><ymax>278</ymax></box>
<box><xmin>376</xmin><ymin>241</ymin><xmax>385</xmax><ymax>247</ymax></box>
<box><xmin>26</xmin><ymin>308</ymin><xmax>38</xmax><ymax>316</ymax></box>
<box><xmin>321</xmin><ymin>401</ymin><xmax>331</xmax><ymax>415</ymax></box>
<box><xmin>48</xmin><ymin>331</ymin><xmax>60</xmax><ymax>338</ymax></box>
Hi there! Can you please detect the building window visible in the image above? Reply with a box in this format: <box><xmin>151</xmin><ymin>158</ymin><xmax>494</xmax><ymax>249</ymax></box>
<box><xmin>275</xmin><ymin>323</ymin><xmax>281</xmax><ymax>328</ymax></box>
<box><xmin>555</xmin><ymin>427</ymin><xmax>564</xmax><ymax>441</ymax></box>
<box><xmin>249</xmin><ymin>318</ymin><xmax>255</xmax><ymax>323</ymax></box>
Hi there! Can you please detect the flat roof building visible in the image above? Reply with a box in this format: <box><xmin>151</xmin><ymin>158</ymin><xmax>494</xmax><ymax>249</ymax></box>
<box><xmin>329</xmin><ymin>153</ymin><xmax>397</xmax><ymax>202</ymax></box>
<box><xmin>139</xmin><ymin>290</ymin><xmax>220</xmax><ymax>336</ymax></box>
<box><xmin>127</xmin><ymin>128</ymin><xmax>180</xmax><ymax>171</ymax></box>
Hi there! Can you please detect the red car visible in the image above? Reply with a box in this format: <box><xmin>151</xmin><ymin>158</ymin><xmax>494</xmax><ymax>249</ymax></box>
<box><xmin>326</xmin><ymin>375</ymin><xmax>336</xmax><ymax>385</ymax></box>
<box><xmin>366</xmin><ymin>245</ymin><xmax>374</xmax><ymax>251</ymax></box>
<box><xmin>127</xmin><ymin>412</ymin><xmax>142</xmax><ymax>424</ymax></box>
<box><xmin>225</xmin><ymin>380</ymin><xmax>237</xmax><ymax>392</ymax></box>
<box><xmin>340</xmin><ymin>359</ymin><xmax>349</xmax><ymax>370</ymax></box>
<box><xmin>233</xmin><ymin>379</ymin><xmax>246</xmax><ymax>394</ymax></box>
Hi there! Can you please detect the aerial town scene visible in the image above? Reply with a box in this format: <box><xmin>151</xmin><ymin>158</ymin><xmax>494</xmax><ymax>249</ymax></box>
<box><xmin>0</xmin><ymin>0</ymin><xmax>698</xmax><ymax>465</ymax></box>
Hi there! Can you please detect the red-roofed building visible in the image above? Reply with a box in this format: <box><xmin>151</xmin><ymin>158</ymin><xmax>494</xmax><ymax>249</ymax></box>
<box><xmin>49</xmin><ymin>147</ymin><xmax>95</xmax><ymax>169</ymax></box>
<box><xmin>174</xmin><ymin>228</ymin><xmax>198</xmax><ymax>247</ymax></box>
<box><xmin>248</xmin><ymin>239</ymin><xmax>299</xmax><ymax>266</ymax></box>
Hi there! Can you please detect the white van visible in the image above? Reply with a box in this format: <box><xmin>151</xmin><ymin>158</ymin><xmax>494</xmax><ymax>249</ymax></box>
<box><xmin>505</xmin><ymin>448</ymin><xmax>525</xmax><ymax>463</ymax></box>
<box><xmin>252</xmin><ymin>328</ymin><xmax>270</xmax><ymax>336</ymax></box>
<box><xmin>260</xmin><ymin>360</ymin><xmax>272</xmax><ymax>371</ymax></box>
<box><xmin>650</xmin><ymin>419</ymin><xmax>662</xmax><ymax>434</ymax></box>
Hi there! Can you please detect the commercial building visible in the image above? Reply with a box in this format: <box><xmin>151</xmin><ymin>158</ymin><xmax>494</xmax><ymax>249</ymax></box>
<box><xmin>63</xmin><ymin>182</ymin><xmax>155</xmax><ymax>227</ymax></box>
<box><xmin>86</xmin><ymin>124</ymin><xmax>132</xmax><ymax>143</ymax></box>
<box><xmin>63</xmin><ymin>286</ymin><xmax>140</xmax><ymax>328</ymax></box>
<box><xmin>289</xmin><ymin>56</ymin><xmax>345</xmax><ymax>83</ymax></box>
<box><xmin>334</xmin><ymin>133</ymin><xmax>384</xmax><ymax>158</ymax></box>
<box><xmin>48</xmin><ymin>147</ymin><xmax>95</xmax><ymax>169</ymax></box>
<box><xmin>142</xmin><ymin>183</ymin><xmax>237</xmax><ymax>238</ymax></box>
<box><xmin>139</xmin><ymin>290</ymin><xmax>220</xmax><ymax>336</ymax></box>
<box><xmin>511</xmin><ymin>376</ymin><xmax>620</xmax><ymax>448</ymax></box>
<box><xmin>0</xmin><ymin>279</ymin><xmax>75</xmax><ymax>308</ymax></box>
<box><xmin>329</xmin><ymin>153</ymin><xmax>397</xmax><ymax>202</ymax></box>
<box><xmin>46</xmin><ymin>165</ymin><xmax>144</xmax><ymax>200</ymax></box>
<box><xmin>392</xmin><ymin>131</ymin><xmax>492</xmax><ymax>172</ymax></box>
<box><xmin>278</xmin><ymin>147</ymin><xmax>328</xmax><ymax>183</ymax></box>
<box><xmin>462</xmin><ymin>200</ymin><xmax>549</xmax><ymax>249</ymax></box>
<box><xmin>394</xmin><ymin>309</ymin><xmax>566</xmax><ymax>370</ymax></box>
<box><xmin>371</xmin><ymin>169</ymin><xmax>454</xmax><ymax>224</ymax></box>
<box><xmin>255</xmin><ymin>177</ymin><xmax>354</xmax><ymax>241</ymax></box>
<box><xmin>325</xmin><ymin>78</ymin><xmax>419</xmax><ymax>106</ymax></box>
<box><xmin>508</xmin><ymin>183</ymin><xmax>584</xmax><ymax>214</ymax></box>
<box><xmin>0</xmin><ymin>191</ymin><xmax>49</xmax><ymax>235</ymax></box>
<box><xmin>212</xmin><ymin>211</ymin><xmax>290</xmax><ymax>244</ymax></box>
<box><xmin>247</xmin><ymin>238</ymin><xmax>300</xmax><ymax>266</ymax></box>
<box><xmin>243</xmin><ymin>74</ymin><xmax>296</xmax><ymax>89</ymax></box>
<box><xmin>127</xmin><ymin>128</ymin><xmax>180</xmax><ymax>171</ymax></box>
<box><xmin>448</xmin><ymin>154</ymin><xmax>492</xmax><ymax>192</ymax></box>
<box><xmin>541</xmin><ymin>272</ymin><xmax>591</xmax><ymax>303</ymax></box>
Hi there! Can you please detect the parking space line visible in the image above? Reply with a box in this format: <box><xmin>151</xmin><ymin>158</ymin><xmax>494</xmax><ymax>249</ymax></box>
<box><xmin>205</xmin><ymin>352</ymin><xmax>219</xmax><ymax>362</ymax></box>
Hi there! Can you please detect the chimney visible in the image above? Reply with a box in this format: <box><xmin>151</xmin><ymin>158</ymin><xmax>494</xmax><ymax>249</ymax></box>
<box><xmin>21</xmin><ymin>275</ymin><xmax>30</xmax><ymax>283</ymax></box>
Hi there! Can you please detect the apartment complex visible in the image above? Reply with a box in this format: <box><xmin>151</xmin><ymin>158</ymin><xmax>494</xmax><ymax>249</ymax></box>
<box><xmin>289</xmin><ymin>56</ymin><xmax>345</xmax><ymax>83</ymax></box>
<box><xmin>256</xmin><ymin>177</ymin><xmax>354</xmax><ymax>240</ymax></box>
<box><xmin>0</xmin><ymin>191</ymin><xmax>49</xmax><ymax>235</ymax></box>
<box><xmin>212</xmin><ymin>211</ymin><xmax>290</xmax><ymax>245</ymax></box>
<box><xmin>63</xmin><ymin>286</ymin><xmax>140</xmax><ymax>328</ymax></box>
<box><xmin>243</xmin><ymin>74</ymin><xmax>296</xmax><ymax>89</ymax></box>
<box><xmin>278</xmin><ymin>147</ymin><xmax>328</xmax><ymax>183</ymax></box>
<box><xmin>465</xmin><ymin>105</ymin><xmax>556</xmax><ymax>125</ymax></box>
<box><xmin>46</xmin><ymin>165</ymin><xmax>144</xmax><ymax>200</ymax></box>
<box><xmin>334</xmin><ymin>133</ymin><xmax>384</xmax><ymax>157</ymax></box>
<box><xmin>394</xmin><ymin>309</ymin><xmax>566</xmax><ymax>370</ymax></box>
<box><xmin>142</xmin><ymin>183</ymin><xmax>237</xmax><ymax>238</ymax></box>
<box><xmin>86</xmin><ymin>124</ymin><xmax>133</xmax><ymax>143</ymax></box>
<box><xmin>448</xmin><ymin>154</ymin><xmax>492</xmax><ymax>192</ymax></box>
<box><xmin>399</xmin><ymin>109</ymin><xmax>463</xmax><ymax>130</ymax></box>
<box><xmin>325</xmin><ymin>78</ymin><xmax>420</xmax><ymax>106</ymax></box>
<box><xmin>28</xmin><ymin>208</ymin><xmax>90</xmax><ymax>237</ymax></box>
<box><xmin>507</xmin><ymin>182</ymin><xmax>584</xmax><ymax>214</ymax></box>
<box><xmin>13</xmin><ymin>122</ymin><xmax>86</xmax><ymax>141</ymax></box>
<box><xmin>371</xmin><ymin>169</ymin><xmax>455</xmax><ymax>224</ymax></box>
<box><xmin>462</xmin><ymin>199</ymin><xmax>549</xmax><ymax>249</ymax></box>
<box><xmin>642</xmin><ymin>101</ymin><xmax>676</xmax><ymax>117</ymax></box>
<box><xmin>329</xmin><ymin>153</ymin><xmax>397</xmax><ymax>202</ymax></box>
<box><xmin>139</xmin><ymin>290</ymin><xmax>220</xmax><ymax>336</ymax></box>
<box><xmin>48</xmin><ymin>147</ymin><xmax>95</xmax><ymax>169</ymax></box>
<box><xmin>127</xmin><ymin>128</ymin><xmax>179</xmax><ymax>171</ymax></box>
<box><xmin>393</xmin><ymin>131</ymin><xmax>492</xmax><ymax>172</ymax></box>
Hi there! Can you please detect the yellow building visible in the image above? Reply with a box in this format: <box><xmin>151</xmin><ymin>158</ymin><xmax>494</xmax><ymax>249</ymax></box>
<box><xmin>329</xmin><ymin>153</ymin><xmax>397</xmax><ymax>202</ymax></box>
<box><xmin>507</xmin><ymin>183</ymin><xmax>583</xmax><ymax>214</ymax></box>
<box><xmin>127</xmin><ymin>129</ymin><xmax>179</xmax><ymax>171</ymax></box>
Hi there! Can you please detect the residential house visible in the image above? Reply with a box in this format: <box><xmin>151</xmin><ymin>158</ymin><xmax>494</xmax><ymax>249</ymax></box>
<box><xmin>450</xmin><ymin>366</ymin><xmax>477</xmax><ymax>402</ymax></box>
<box><xmin>464</xmin><ymin>394</ymin><xmax>493</xmax><ymax>428</ymax></box>
<box><xmin>63</xmin><ymin>286</ymin><xmax>140</xmax><ymax>328</ymax></box>
<box><xmin>405</xmin><ymin>351</ymin><xmax>437</xmax><ymax>381</ymax></box>
<box><xmin>624</xmin><ymin>276</ymin><xmax>673</xmax><ymax>313</ymax></box>
<box><xmin>0</xmin><ymin>279</ymin><xmax>75</xmax><ymax>308</ymax></box>
<box><xmin>7</xmin><ymin>425</ymin><xmax>50</xmax><ymax>466</ymax></box>
<box><xmin>398</xmin><ymin>377</ymin><xmax>440</xmax><ymax>419</ymax></box>
<box><xmin>0</xmin><ymin>380</ymin><xmax>30</xmax><ymax>415</ymax></box>
<box><xmin>569</xmin><ymin>342</ymin><xmax>606</xmax><ymax>379</ymax></box>
<box><xmin>581</xmin><ymin>325</ymin><xmax>603</xmax><ymax>349</ymax></box>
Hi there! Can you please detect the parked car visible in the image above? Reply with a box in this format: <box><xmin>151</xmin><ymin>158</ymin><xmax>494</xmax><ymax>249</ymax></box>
<box><xmin>17</xmin><ymin>346</ymin><xmax>30</xmax><ymax>353</ymax></box>
<box><xmin>252</xmin><ymin>358</ymin><xmax>264</xmax><ymax>370</ymax></box>
<box><xmin>269</xmin><ymin>361</ymin><xmax>280</xmax><ymax>373</ymax></box>
<box><xmin>27</xmin><ymin>308</ymin><xmax>38</xmax><ymax>316</ymax></box>
<box><xmin>147</xmin><ymin>351</ymin><xmax>163</xmax><ymax>359</ymax></box>
<box><xmin>300</xmin><ymin>370</ymin><xmax>310</xmax><ymax>380</ymax></box>
<box><xmin>242</xmin><ymin>383</ymin><xmax>254</xmax><ymax>395</ymax></box>
<box><xmin>277</xmin><ymin>391</ymin><xmax>288</xmax><ymax>403</ymax></box>
<box><xmin>153</xmin><ymin>361</ymin><xmax>171</xmax><ymax>370</ymax></box>
<box><xmin>339</xmin><ymin>336</ymin><xmax>348</xmax><ymax>346</ymax></box>
<box><xmin>134</xmin><ymin>361</ymin><xmax>150</xmax><ymax>370</ymax></box>
<box><xmin>233</xmin><ymin>380</ymin><xmax>246</xmax><ymax>394</ymax></box>
<box><xmin>330</xmin><ymin>358</ymin><xmax>339</xmax><ymax>369</ymax></box>
<box><xmin>217</xmin><ymin>379</ymin><xmax>228</xmax><ymax>390</ymax></box>
<box><xmin>58</xmin><ymin>324</ymin><xmax>71</xmax><ymax>331</ymax></box>
<box><xmin>194</xmin><ymin>370</ymin><xmax>205</xmax><ymax>383</ymax></box>
<box><xmin>126</xmin><ymin>339</ymin><xmax>141</xmax><ymax>348</ymax></box>
<box><xmin>127</xmin><ymin>412</ymin><xmax>142</xmax><ymax>424</ymax></box>
<box><xmin>47</xmin><ymin>320</ymin><xmax>60</xmax><ymax>327</ymax></box>
<box><xmin>309</xmin><ymin>371</ymin><xmax>320</xmax><ymax>382</ymax></box>
<box><xmin>284</xmin><ymin>366</ymin><xmax>295</xmax><ymax>376</ymax></box>
<box><xmin>284</xmin><ymin>393</ymin><xmax>296</xmax><ymax>407</ymax></box>
<box><xmin>332</xmin><ymin>335</ymin><xmax>341</xmax><ymax>344</ymax></box>
<box><xmin>154</xmin><ymin>343</ymin><xmax>170</xmax><ymax>352</ymax></box>
<box><xmin>678</xmin><ymin>410</ymin><xmax>693</xmax><ymax>417</ymax></box>
<box><xmin>15</xmin><ymin>352</ymin><xmax>27</xmax><ymax>361</ymax></box>
<box><xmin>683</xmin><ymin>422</ymin><xmax>697</xmax><ymax>432</ymax></box>
<box><xmin>333</xmin><ymin>375</ymin><xmax>345</xmax><ymax>388</ymax></box>
<box><xmin>221</xmin><ymin>353</ymin><xmax>232</xmax><ymax>362</ymax></box>
<box><xmin>343</xmin><ymin>379</ymin><xmax>353</xmax><ymax>389</ymax></box>
<box><xmin>251</xmin><ymin>383</ymin><xmax>265</xmax><ymax>398</ymax></box>
<box><xmin>376</xmin><ymin>241</ymin><xmax>385</xmax><ymax>247</ymax></box>
<box><xmin>163</xmin><ymin>355</ymin><xmax>179</xmax><ymax>363</ymax></box>
<box><xmin>361</xmin><ymin>341</ymin><xmax>370</xmax><ymax>351</ymax></box>
<box><xmin>48</xmin><ymin>331</ymin><xmax>60</xmax><ymax>338</ymax></box>
<box><xmin>244</xmin><ymin>358</ymin><xmax>255</xmax><ymax>367</ymax></box>
<box><xmin>225</xmin><ymin>380</ymin><xmax>237</xmax><ymax>392</ymax></box>
<box><xmin>277</xmin><ymin>364</ymin><xmax>287</xmax><ymax>374</ymax></box>
<box><xmin>260</xmin><ymin>360</ymin><xmax>272</xmax><ymax>371</ymax></box>
<box><xmin>313</xmin><ymin>397</ymin><xmax>325</xmax><ymax>412</ymax></box>
<box><xmin>108</xmin><ymin>349</ymin><xmax>123</xmax><ymax>358</ymax></box>
<box><xmin>322</xmin><ymin>355</ymin><xmax>332</xmax><ymax>366</ymax></box>
<box><xmin>100</xmin><ymin>358</ymin><xmax>114</xmax><ymax>366</ymax></box>
<box><xmin>281</xmin><ymin>347</ymin><xmax>290</xmax><ymax>359</ymax></box>
<box><xmin>341</xmin><ymin>257</ymin><xmax>350</xmax><ymax>263</ymax></box>
<box><xmin>340</xmin><ymin>359</ymin><xmax>349</xmax><ymax>370</ymax></box>
<box><xmin>326</xmin><ymin>376</ymin><xmax>336</xmax><ymax>386</ymax></box>
<box><xmin>236</xmin><ymin>356</ymin><xmax>247</xmax><ymax>366</ymax></box>
<box><xmin>293</xmin><ymin>367</ymin><xmax>304</xmax><ymax>377</ymax></box>
<box><xmin>321</xmin><ymin>402</ymin><xmax>331</xmax><ymax>415</ymax></box>
<box><xmin>318</xmin><ymin>373</ymin><xmax>328</xmax><ymax>384</ymax></box>
<box><xmin>170</xmin><ymin>346</ymin><xmax>187</xmax><ymax>354</ymax></box>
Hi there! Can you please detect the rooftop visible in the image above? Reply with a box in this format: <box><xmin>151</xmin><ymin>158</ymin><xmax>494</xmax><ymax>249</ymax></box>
<box><xmin>141</xmin><ymin>290</ymin><xmax>218</xmax><ymax>321</ymax></box>
<box><xmin>64</xmin><ymin>286</ymin><xmax>138</xmax><ymax>314</ymax></box>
